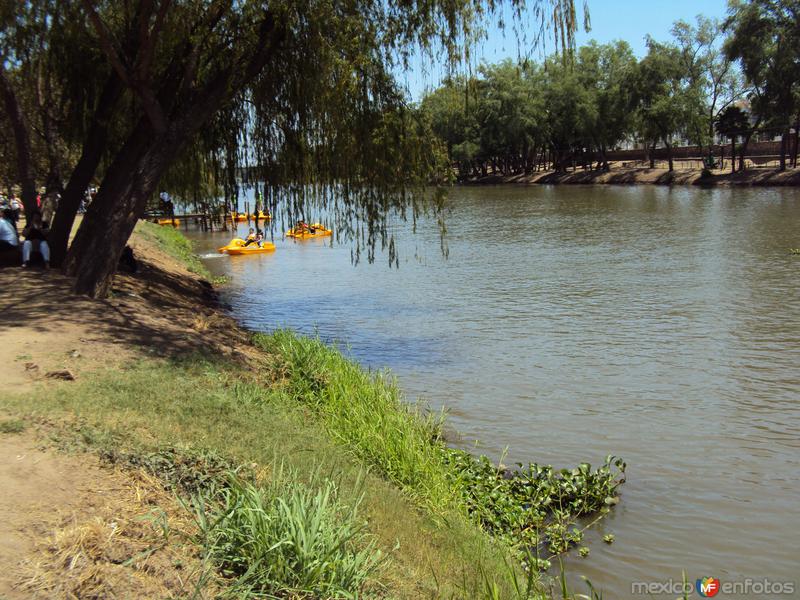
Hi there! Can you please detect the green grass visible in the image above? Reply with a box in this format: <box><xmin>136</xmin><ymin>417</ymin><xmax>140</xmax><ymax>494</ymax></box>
<box><xmin>256</xmin><ymin>331</ymin><xmax>625</xmax><ymax>567</ymax></box>
<box><xmin>257</xmin><ymin>330</ymin><xmax>457</xmax><ymax>510</ymax></box>
<box><xmin>190</xmin><ymin>467</ymin><xmax>382</xmax><ymax>598</ymax></box>
<box><xmin>135</xmin><ymin>220</ymin><xmax>211</xmax><ymax>278</ymax></box>
<box><xmin>0</xmin><ymin>354</ymin><xmax>520</xmax><ymax>598</ymax></box>
<box><xmin>0</xmin><ymin>418</ymin><xmax>26</xmax><ymax>434</ymax></box>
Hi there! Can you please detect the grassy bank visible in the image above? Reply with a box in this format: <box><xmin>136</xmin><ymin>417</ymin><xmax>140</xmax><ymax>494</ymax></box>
<box><xmin>1</xmin><ymin>224</ymin><xmax>624</xmax><ymax>598</ymax></box>
<box><xmin>3</xmin><ymin>352</ymin><xmax>516</xmax><ymax>598</ymax></box>
<box><xmin>135</xmin><ymin>220</ymin><xmax>212</xmax><ymax>278</ymax></box>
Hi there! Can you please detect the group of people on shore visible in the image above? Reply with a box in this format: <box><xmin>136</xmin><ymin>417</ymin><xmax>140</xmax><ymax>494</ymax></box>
<box><xmin>0</xmin><ymin>208</ymin><xmax>50</xmax><ymax>267</ymax></box>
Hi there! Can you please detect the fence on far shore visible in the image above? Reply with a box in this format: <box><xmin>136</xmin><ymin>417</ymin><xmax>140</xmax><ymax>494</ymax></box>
<box><xmin>608</xmin><ymin>138</ymin><xmax>797</xmax><ymax>170</ymax></box>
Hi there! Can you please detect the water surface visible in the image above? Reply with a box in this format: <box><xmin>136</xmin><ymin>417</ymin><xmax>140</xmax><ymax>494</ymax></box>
<box><xmin>190</xmin><ymin>185</ymin><xmax>800</xmax><ymax>598</ymax></box>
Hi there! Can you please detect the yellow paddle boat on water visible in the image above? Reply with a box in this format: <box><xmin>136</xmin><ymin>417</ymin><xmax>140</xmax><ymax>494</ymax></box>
<box><xmin>218</xmin><ymin>238</ymin><xmax>275</xmax><ymax>254</ymax></box>
<box><xmin>286</xmin><ymin>223</ymin><xmax>332</xmax><ymax>239</ymax></box>
<box><xmin>253</xmin><ymin>211</ymin><xmax>271</xmax><ymax>220</ymax></box>
<box><xmin>157</xmin><ymin>218</ymin><xmax>178</xmax><ymax>227</ymax></box>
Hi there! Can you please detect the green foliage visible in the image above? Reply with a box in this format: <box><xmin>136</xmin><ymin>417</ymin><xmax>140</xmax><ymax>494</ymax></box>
<box><xmin>633</xmin><ymin>38</ymin><xmax>700</xmax><ymax>157</ymax></box>
<box><xmin>253</xmin><ymin>330</ymin><xmax>455</xmax><ymax>508</ymax></box>
<box><xmin>725</xmin><ymin>0</ymin><xmax>800</xmax><ymax>129</ymax></box>
<box><xmin>716</xmin><ymin>105</ymin><xmax>751</xmax><ymax>140</ymax></box>
<box><xmin>444</xmin><ymin>450</ymin><xmax>625</xmax><ymax>559</ymax></box>
<box><xmin>190</xmin><ymin>470</ymin><xmax>382</xmax><ymax>598</ymax></box>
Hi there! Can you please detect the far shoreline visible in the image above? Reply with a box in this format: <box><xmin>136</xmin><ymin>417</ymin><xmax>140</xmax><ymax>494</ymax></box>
<box><xmin>459</xmin><ymin>166</ymin><xmax>800</xmax><ymax>188</ymax></box>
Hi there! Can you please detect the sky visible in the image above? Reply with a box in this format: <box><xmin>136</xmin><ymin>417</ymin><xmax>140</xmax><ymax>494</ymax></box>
<box><xmin>399</xmin><ymin>0</ymin><xmax>730</xmax><ymax>101</ymax></box>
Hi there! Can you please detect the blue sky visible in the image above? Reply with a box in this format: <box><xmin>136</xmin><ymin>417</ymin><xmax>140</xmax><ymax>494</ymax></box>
<box><xmin>400</xmin><ymin>0</ymin><xmax>730</xmax><ymax>101</ymax></box>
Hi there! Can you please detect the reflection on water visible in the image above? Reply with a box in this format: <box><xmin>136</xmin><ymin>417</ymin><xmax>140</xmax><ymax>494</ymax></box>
<box><xmin>189</xmin><ymin>185</ymin><xmax>800</xmax><ymax>599</ymax></box>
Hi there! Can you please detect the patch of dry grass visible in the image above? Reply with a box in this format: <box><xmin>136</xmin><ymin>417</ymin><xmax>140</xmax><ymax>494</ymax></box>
<box><xmin>18</xmin><ymin>469</ymin><xmax>217</xmax><ymax>600</ymax></box>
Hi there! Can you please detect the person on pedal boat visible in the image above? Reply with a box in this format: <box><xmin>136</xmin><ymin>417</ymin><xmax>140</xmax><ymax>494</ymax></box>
<box><xmin>243</xmin><ymin>228</ymin><xmax>257</xmax><ymax>246</ymax></box>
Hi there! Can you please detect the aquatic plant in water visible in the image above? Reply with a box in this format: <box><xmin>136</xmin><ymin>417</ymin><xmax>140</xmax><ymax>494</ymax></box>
<box><xmin>444</xmin><ymin>450</ymin><xmax>626</xmax><ymax>560</ymax></box>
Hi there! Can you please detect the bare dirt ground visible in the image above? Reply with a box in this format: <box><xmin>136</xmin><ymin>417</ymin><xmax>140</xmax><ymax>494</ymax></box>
<box><xmin>0</xmin><ymin>228</ymin><xmax>253</xmax><ymax>391</ymax></box>
<box><xmin>0</xmin><ymin>228</ymin><xmax>252</xmax><ymax>598</ymax></box>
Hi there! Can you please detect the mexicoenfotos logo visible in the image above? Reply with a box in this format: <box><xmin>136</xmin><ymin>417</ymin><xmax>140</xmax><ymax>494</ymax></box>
<box><xmin>696</xmin><ymin>577</ymin><xmax>721</xmax><ymax>597</ymax></box>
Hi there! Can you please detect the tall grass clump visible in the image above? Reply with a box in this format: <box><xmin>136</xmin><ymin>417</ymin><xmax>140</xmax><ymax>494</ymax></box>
<box><xmin>190</xmin><ymin>468</ymin><xmax>382</xmax><ymax>598</ymax></box>
<box><xmin>254</xmin><ymin>330</ymin><xmax>457</xmax><ymax>509</ymax></box>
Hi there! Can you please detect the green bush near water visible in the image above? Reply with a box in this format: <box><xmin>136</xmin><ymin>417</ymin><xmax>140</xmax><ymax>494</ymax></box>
<box><xmin>257</xmin><ymin>330</ymin><xmax>455</xmax><ymax>509</ymax></box>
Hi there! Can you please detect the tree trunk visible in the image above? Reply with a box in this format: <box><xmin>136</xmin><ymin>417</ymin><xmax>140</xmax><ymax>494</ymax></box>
<box><xmin>665</xmin><ymin>139</ymin><xmax>674</xmax><ymax>172</ymax></box>
<box><xmin>49</xmin><ymin>75</ymin><xmax>123</xmax><ymax>266</ymax></box>
<box><xmin>0</xmin><ymin>68</ymin><xmax>37</xmax><ymax>220</ymax></box>
<box><xmin>731</xmin><ymin>138</ymin><xmax>736</xmax><ymax>174</ymax></box>
<box><xmin>64</xmin><ymin>133</ymin><xmax>177</xmax><ymax>297</ymax></box>
<box><xmin>649</xmin><ymin>141</ymin><xmax>656</xmax><ymax>169</ymax></box>
<box><xmin>779</xmin><ymin>127</ymin><xmax>788</xmax><ymax>171</ymax></box>
<box><xmin>65</xmin><ymin>67</ymin><xmax>233</xmax><ymax>296</ymax></box>
<box><xmin>792</xmin><ymin>119</ymin><xmax>799</xmax><ymax>168</ymax></box>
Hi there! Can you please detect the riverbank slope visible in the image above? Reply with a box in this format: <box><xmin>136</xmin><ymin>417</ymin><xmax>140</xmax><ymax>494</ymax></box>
<box><xmin>463</xmin><ymin>165</ymin><xmax>800</xmax><ymax>187</ymax></box>
<box><xmin>0</xmin><ymin>222</ymin><xmax>517</xmax><ymax>598</ymax></box>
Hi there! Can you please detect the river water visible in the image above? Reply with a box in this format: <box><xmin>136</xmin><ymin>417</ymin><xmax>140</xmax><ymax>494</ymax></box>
<box><xmin>188</xmin><ymin>185</ymin><xmax>800</xmax><ymax>599</ymax></box>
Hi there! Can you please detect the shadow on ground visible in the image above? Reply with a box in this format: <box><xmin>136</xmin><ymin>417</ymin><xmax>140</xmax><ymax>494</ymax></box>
<box><xmin>0</xmin><ymin>256</ymin><xmax>245</xmax><ymax>362</ymax></box>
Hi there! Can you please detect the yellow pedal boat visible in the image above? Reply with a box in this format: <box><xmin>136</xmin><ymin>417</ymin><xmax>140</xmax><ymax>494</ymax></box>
<box><xmin>286</xmin><ymin>223</ymin><xmax>332</xmax><ymax>239</ymax></box>
<box><xmin>157</xmin><ymin>218</ymin><xmax>178</xmax><ymax>227</ymax></box>
<box><xmin>226</xmin><ymin>243</ymin><xmax>275</xmax><ymax>255</ymax></box>
<box><xmin>218</xmin><ymin>238</ymin><xmax>275</xmax><ymax>254</ymax></box>
<box><xmin>218</xmin><ymin>238</ymin><xmax>246</xmax><ymax>253</ymax></box>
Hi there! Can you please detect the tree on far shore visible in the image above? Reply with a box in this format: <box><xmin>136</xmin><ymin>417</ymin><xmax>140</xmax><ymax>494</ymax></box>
<box><xmin>715</xmin><ymin>104</ymin><xmax>751</xmax><ymax>172</ymax></box>
<box><xmin>724</xmin><ymin>0</ymin><xmax>800</xmax><ymax>171</ymax></box>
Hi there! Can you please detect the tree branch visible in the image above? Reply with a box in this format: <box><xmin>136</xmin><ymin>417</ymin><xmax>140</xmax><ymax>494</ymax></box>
<box><xmin>80</xmin><ymin>0</ymin><xmax>133</xmax><ymax>88</ymax></box>
<box><xmin>82</xmin><ymin>0</ymin><xmax>169</xmax><ymax>133</ymax></box>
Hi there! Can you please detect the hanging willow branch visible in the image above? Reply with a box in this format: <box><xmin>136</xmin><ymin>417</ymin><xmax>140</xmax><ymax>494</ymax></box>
<box><xmin>154</xmin><ymin>0</ymin><xmax>586</xmax><ymax>266</ymax></box>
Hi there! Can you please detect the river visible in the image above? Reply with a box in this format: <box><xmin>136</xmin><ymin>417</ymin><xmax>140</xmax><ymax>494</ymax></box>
<box><xmin>188</xmin><ymin>185</ymin><xmax>800</xmax><ymax>599</ymax></box>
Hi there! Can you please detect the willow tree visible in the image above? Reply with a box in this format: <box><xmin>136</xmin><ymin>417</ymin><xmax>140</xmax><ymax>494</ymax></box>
<box><xmin>6</xmin><ymin>0</ymin><xmax>584</xmax><ymax>297</ymax></box>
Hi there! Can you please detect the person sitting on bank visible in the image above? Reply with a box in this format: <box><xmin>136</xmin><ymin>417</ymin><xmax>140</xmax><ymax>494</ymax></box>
<box><xmin>243</xmin><ymin>228</ymin><xmax>257</xmax><ymax>246</ymax></box>
<box><xmin>21</xmin><ymin>211</ymin><xmax>50</xmax><ymax>268</ymax></box>
<box><xmin>0</xmin><ymin>208</ymin><xmax>20</xmax><ymax>257</ymax></box>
